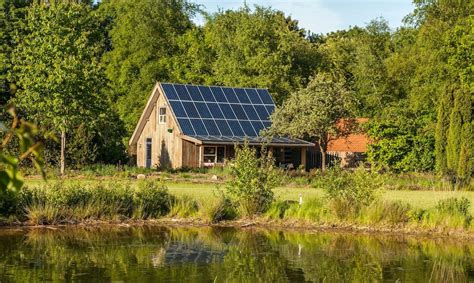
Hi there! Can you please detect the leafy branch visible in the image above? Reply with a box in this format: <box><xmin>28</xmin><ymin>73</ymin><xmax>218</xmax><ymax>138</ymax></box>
<box><xmin>0</xmin><ymin>105</ymin><xmax>45</xmax><ymax>191</ymax></box>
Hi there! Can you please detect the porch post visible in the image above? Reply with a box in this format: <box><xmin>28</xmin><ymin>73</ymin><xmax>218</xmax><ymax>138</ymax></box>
<box><xmin>300</xmin><ymin>147</ymin><xmax>307</xmax><ymax>171</ymax></box>
<box><xmin>198</xmin><ymin>145</ymin><xmax>203</xmax><ymax>167</ymax></box>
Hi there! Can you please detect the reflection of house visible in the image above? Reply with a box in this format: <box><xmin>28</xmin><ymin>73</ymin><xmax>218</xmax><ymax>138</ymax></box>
<box><xmin>327</xmin><ymin>118</ymin><xmax>370</xmax><ymax>167</ymax></box>
<box><xmin>129</xmin><ymin>82</ymin><xmax>314</xmax><ymax>169</ymax></box>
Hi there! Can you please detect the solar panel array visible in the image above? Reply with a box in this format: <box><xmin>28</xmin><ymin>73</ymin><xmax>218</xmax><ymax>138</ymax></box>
<box><xmin>160</xmin><ymin>83</ymin><xmax>311</xmax><ymax>145</ymax></box>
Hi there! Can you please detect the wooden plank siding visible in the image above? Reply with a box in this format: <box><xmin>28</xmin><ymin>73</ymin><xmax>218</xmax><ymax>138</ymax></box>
<box><xmin>182</xmin><ymin>140</ymin><xmax>199</xmax><ymax>168</ymax></box>
<box><xmin>136</xmin><ymin>91</ymin><xmax>183</xmax><ymax>168</ymax></box>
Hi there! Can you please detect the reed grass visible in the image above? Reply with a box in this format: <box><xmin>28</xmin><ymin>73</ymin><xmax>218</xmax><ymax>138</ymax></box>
<box><xmin>168</xmin><ymin>195</ymin><xmax>199</xmax><ymax>218</ymax></box>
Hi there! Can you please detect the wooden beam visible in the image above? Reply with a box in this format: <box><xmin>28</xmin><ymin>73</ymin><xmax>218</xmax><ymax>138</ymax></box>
<box><xmin>198</xmin><ymin>145</ymin><xmax>203</xmax><ymax>168</ymax></box>
<box><xmin>300</xmin><ymin>147</ymin><xmax>307</xmax><ymax>171</ymax></box>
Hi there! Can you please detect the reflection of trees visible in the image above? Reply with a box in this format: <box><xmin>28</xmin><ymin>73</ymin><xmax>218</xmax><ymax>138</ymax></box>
<box><xmin>0</xmin><ymin>226</ymin><xmax>473</xmax><ymax>282</ymax></box>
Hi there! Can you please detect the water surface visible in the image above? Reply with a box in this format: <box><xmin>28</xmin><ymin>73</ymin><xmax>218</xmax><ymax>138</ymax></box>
<box><xmin>0</xmin><ymin>225</ymin><xmax>473</xmax><ymax>282</ymax></box>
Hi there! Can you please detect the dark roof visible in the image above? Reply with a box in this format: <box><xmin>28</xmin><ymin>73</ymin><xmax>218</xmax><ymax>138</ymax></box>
<box><xmin>192</xmin><ymin>135</ymin><xmax>314</xmax><ymax>146</ymax></box>
<box><xmin>160</xmin><ymin>83</ymin><xmax>313</xmax><ymax>147</ymax></box>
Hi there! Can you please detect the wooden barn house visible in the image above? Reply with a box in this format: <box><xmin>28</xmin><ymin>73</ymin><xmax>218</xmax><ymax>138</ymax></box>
<box><xmin>129</xmin><ymin>82</ymin><xmax>314</xmax><ymax>169</ymax></box>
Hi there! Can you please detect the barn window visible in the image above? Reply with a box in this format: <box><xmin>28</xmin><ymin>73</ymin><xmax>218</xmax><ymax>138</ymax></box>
<box><xmin>158</xmin><ymin>107</ymin><xmax>166</xmax><ymax>124</ymax></box>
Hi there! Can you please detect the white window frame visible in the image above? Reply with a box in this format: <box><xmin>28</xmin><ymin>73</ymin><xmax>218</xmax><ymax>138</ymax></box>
<box><xmin>158</xmin><ymin>107</ymin><xmax>166</xmax><ymax>124</ymax></box>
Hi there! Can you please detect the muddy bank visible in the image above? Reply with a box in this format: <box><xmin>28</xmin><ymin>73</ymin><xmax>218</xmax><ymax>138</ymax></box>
<box><xmin>1</xmin><ymin>217</ymin><xmax>474</xmax><ymax>241</ymax></box>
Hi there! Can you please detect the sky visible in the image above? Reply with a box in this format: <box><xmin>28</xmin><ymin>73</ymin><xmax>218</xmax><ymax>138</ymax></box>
<box><xmin>192</xmin><ymin>0</ymin><xmax>414</xmax><ymax>34</ymax></box>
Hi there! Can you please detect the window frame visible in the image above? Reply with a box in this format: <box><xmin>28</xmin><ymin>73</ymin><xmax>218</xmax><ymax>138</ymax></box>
<box><xmin>203</xmin><ymin>146</ymin><xmax>225</xmax><ymax>166</ymax></box>
<box><xmin>158</xmin><ymin>107</ymin><xmax>167</xmax><ymax>124</ymax></box>
<box><xmin>145</xmin><ymin>138</ymin><xmax>152</xmax><ymax>168</ymax></box>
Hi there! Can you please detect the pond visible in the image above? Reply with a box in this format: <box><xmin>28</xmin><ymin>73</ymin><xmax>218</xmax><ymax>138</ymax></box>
<box><xmin>0</xmin><ymin>225</ymin><xmax>473</xmax><ymax>282</ymax></box>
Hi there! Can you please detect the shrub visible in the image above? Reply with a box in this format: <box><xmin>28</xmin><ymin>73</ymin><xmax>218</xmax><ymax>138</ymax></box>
<box><xmin>225</xmin><ymin>142</ymin><xmax>280</xmax><ymax>216</ymax></box>
<box><xmin>0</xmin><ymin>189</ymin><xmax>19</xmax><ymax>216</ymax></box>
<box><xmin>315</xmin><ymin>166</ymin><xmax>383</xmax><ymax>219</ymax></box>
<box><xmin>133</xmin><ymin>180</ymin><xmax>171</xmax><ymax>219</ymax></box>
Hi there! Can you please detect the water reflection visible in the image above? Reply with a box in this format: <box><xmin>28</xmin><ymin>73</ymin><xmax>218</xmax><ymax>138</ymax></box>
<box><xmin>0</xmin><ymin>226</ymin><xmax>472</xmax><ymax>282</ymax></box>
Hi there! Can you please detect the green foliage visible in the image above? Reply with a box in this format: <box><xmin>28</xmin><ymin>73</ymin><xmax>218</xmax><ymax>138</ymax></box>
<box><xmin>100</xmin><ymin>0</ymin><xmax>197</xmax><ymax>137</ymax></box>
<box><xmin>17</xmin><ymin>180</ymin><xmax>173</xmax><ymax>223</ymax></box>
<box><xmin>283</xmin><ymin>198</ymin><xmax>328</xmax><ymax>223</ymax></box>
<box><xmin>198</xmin><ymin>5</ymin><xmax>318</xmax><ymax>104</ymax></box>
<box><xmin>0</xmin><ymin>0</ymin><xmax>31</xmax><ymax>105</ymax></box>
<box><xmin>269</xmin><ymin>73</ymin><xmax>353</xmax><ymax>169</ymax></box>
<box><xmin>318</xmin><ymin>19</ymin><xmax>399</xmax><ymax>116</ymax></box>
<box><xmin>79</xmin><ymin>164</ymin><xmax>154</xmax><ymax>177</ymax></box>
<box><xmin>366</xmin><ymin>104</ymin><xmax>435</xmax><ymax>172</ymax></box>
<box><xmin>9</xmin><ymin>2</ymin><xmax>110</xmax><ymax>172</ymax></box>
<box><xmin>11</xmin><ymin>2</ymin><xmax>106</xmax><ymax>132</ymax></box>
<box><xmin>314</xmin><ymin>166</ymin><xmax>383</xmax><ymax>219</ymax></box>
<box><xmin>225</xmin><ymin>142</ymin><xmax>280</xmax><ymax>216</ymax></box>
<box><xmin>0</xmin><ymin>106</ymin><xmax>44</xmax><ymax>192</ymax></box>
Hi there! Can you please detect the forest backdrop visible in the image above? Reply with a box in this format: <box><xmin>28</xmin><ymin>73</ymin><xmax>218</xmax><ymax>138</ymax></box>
<box><xmin>0</xmin><ymin>0</ymin><xmax>472</xmax><ymax>182</ymax></box>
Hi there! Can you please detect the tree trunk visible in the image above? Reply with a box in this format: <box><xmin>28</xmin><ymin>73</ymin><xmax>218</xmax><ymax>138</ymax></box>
<box><xmin>318</xmin><ymin>139</ymin><xmax>327</xmax><ymax>171</ymax></box>
<box><xmin>60</xmin><ymin>129</ymin><xmax>66</xmax><ymax>176</ymax></box>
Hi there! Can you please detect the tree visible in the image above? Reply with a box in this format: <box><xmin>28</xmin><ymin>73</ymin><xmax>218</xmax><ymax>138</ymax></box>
<box><xmin>202</xmin><ymin>5</ymin><xmax>318</xmax><ymax>104</ymax></box>
<box><xmin>10</xmin><ymin>2</ymin><xmax>106</xmax><ymax>174</ymax></box>
<box><xmin>268</xmin><ymin>73</ymin><xmax>353</xmax><ymax>170</ymax></box>
<box><xmin>366</xmin><ymin>102</ymin><xmax>435</xmax><ymax>172</ymax></box>
<box><xmin>436</xmin><ymin>13</ymin><xmax>473</xmax><ymax>185</ymax></box>
<box><xmin>0</xmin><ymin>0</ymin><xmax>31</xmax><ymax>108</ymax></box>
<box><xmin>100</xmin><ymin>0</ymin><xmax>197</xmax><ymax>137</ymax></box>
<box><xmin>316</xmin><ymin>19</ymin><xmax>398</xmax><ymax>117</ymax></box>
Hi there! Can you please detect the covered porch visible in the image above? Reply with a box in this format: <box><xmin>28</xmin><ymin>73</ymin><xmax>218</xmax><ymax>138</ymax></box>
<box><xmin>195</xmin><ymin>143</ymin><xmax>311</xmax><ymax>169</ymax></box>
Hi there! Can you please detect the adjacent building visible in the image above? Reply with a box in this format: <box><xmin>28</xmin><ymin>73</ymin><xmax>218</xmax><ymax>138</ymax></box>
<box><xmin>326</xmin><ymin>118</ymin><xmax>370</xmax><ymax>167</ymax></box>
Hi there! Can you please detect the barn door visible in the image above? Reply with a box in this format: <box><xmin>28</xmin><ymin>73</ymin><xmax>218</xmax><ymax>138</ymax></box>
<box><xmin>146</xmin><ymin>138</ymin><xmax>152</xmax><ymax>168</ymax></box>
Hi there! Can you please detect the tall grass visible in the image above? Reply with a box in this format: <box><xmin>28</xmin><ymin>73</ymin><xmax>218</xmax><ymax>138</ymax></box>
<box><xmin>421</xmin><ymin>197</ymin><xmax>472</xmax><ymax>230</ymax></box>
<box><xmin>264</xmin><ymin>195</ymin><xmax>474</xmax><ymax>233</ymax></box>
<box><xmin>168</xmin><ymin>195</ymin><xmax>199</xmax><ymax>218</ymax></box>
<box><xmin>359</xmin><ymin>200</ymin><xmax>412</xmax><ymax>225</ymax></box>
<box><xmin>198</xmin><ymin>197</ymin><xmax>237</xmax><ymax>223</ymax></box>
<box><xmin>17</xmin><ymin>181</ymin><xmax>171</xmax><ymax>224</ymax></box>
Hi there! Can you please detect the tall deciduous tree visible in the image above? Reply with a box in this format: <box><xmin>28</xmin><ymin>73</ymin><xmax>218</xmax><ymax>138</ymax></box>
<box><xmin>268</xmin><ymin>73</ymin><xmax>353</xmax><ymax>170</ymax></box>
<box><xmin>10</xmin><ymin>2</ymin><xmax>106</xmax><ymax>174</ymax></box>
<box><xmin>202</xmin><ymin>5</ymin><xmax>318</xmax><ymax>104</ymax></box>
<box><xmin>100</xmin><ymin>0</ymin><xmax>197</xmax><ymax>137</ymax></box>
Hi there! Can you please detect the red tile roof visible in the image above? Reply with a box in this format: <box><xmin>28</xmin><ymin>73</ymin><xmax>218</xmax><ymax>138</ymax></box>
<box><xmin>327</xmin><ymin>118</ymin><xmax>370</xmax><ymax>153</ymax></box>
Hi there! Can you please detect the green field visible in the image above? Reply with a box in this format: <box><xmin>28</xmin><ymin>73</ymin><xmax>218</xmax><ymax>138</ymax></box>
<box><xmin>25</xmin><ymin>178</ymin><xmax>474</xmax><ymax>213</ymax></box>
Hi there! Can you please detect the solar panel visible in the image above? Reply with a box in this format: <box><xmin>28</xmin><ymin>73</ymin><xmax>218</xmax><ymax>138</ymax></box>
<box><xmin>161</xmin><ymin>83</ymin><xmax>280</xmax><ymax>141</ymax></box>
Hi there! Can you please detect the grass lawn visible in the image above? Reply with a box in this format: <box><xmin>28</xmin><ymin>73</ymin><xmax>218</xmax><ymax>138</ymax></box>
<box><xmin>25</xmin><ymin>178</ymin><xmax>474</xmax><ymax>213</ymax></box>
